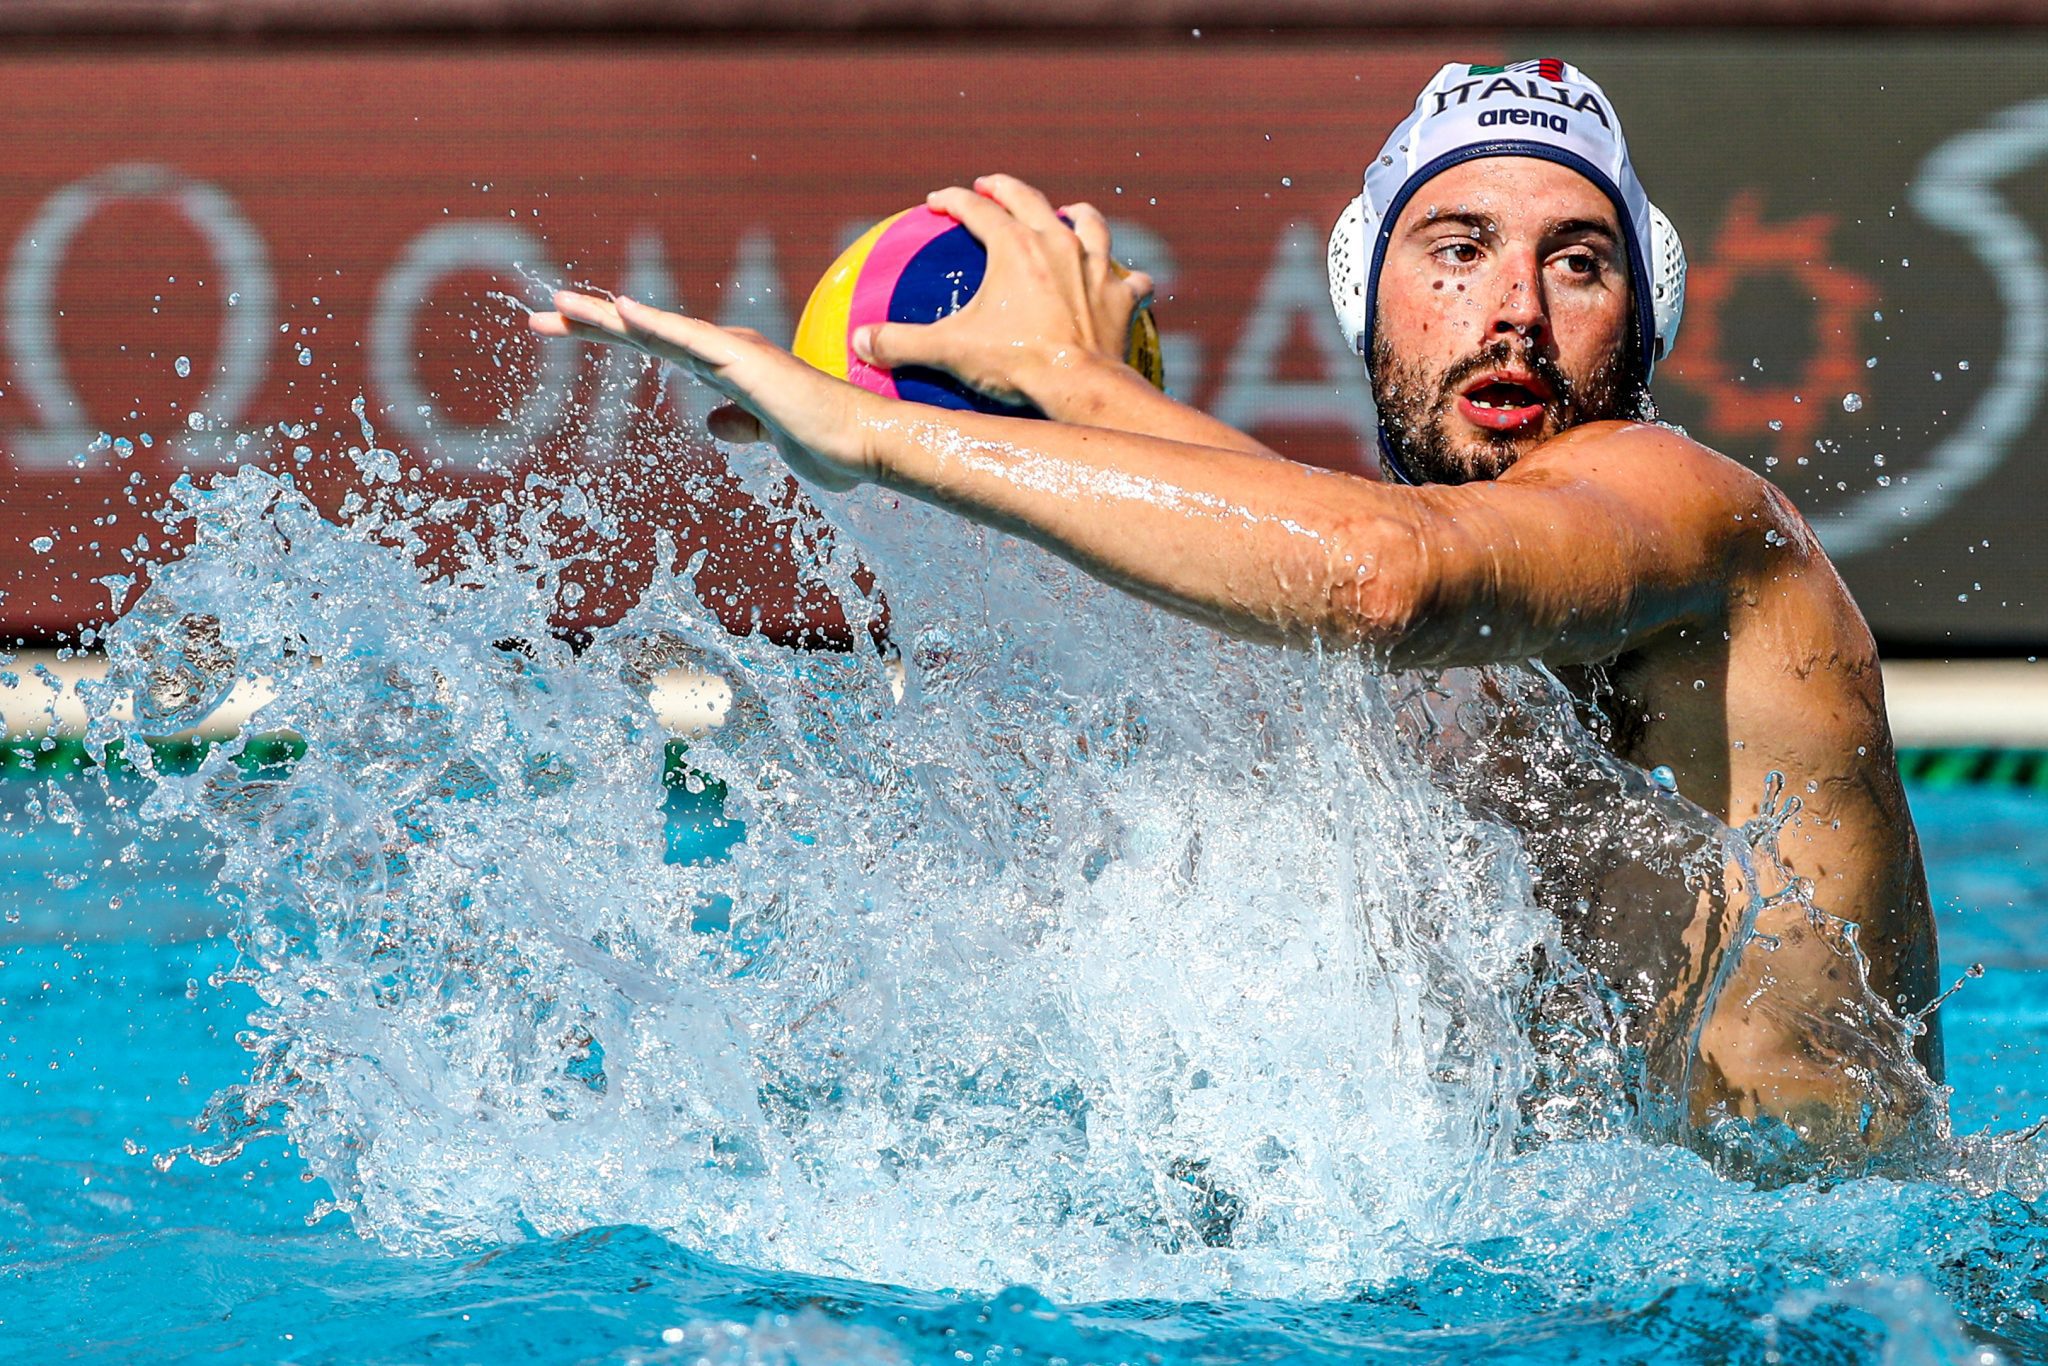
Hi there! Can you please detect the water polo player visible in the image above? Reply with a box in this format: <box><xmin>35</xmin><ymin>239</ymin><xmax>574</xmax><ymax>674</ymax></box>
<box><xmin>533</xmin><ymin>60</ymin><xmax>1942</xmax><ymax>1148</ymax></box>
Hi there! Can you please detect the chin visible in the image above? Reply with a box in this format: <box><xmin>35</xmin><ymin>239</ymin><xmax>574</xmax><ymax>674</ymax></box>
<box><xmin>1423</xmin><ymin>425</ymin><xmax>1544</xmax><ymax>484</ymax></box>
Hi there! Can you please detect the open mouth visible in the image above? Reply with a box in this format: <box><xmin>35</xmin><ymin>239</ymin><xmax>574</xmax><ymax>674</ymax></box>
<box><xmin>1455</xmin><ymin>374</ymin><xmax>1552</xmax><ymax>433</ymax></box>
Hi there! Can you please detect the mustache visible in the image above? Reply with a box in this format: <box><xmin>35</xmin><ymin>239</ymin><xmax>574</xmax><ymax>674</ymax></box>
<box><xmin>1436</xmin><ymin>341</ymin><xmax>1574</xmax><ymax>411</ymax></box>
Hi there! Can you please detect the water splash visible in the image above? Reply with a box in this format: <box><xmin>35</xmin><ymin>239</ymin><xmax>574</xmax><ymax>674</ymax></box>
<box><xmin>68</xmin><ymin>386</ymin><xmax>2031</xmax><ymax>1320</ymax></box>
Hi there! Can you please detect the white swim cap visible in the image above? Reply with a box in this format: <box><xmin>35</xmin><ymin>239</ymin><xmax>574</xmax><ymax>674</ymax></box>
<box><xmin>1326</xmin><ymin>59</ymin><xmax>1687</xmax><ymax>482</ymax></box>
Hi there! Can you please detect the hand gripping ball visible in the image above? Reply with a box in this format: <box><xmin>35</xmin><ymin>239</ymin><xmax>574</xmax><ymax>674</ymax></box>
<box><xmin>791</xmin><ymin>204</ymin><xmax>1166</xmax><ymax>418</ymax></box>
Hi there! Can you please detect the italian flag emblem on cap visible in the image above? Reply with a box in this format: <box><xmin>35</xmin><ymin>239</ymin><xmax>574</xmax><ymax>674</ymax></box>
<box><xmin>1468</xmin><ymin>58</ymin><xmax>1568</xmax><ymax>81</ymax></box>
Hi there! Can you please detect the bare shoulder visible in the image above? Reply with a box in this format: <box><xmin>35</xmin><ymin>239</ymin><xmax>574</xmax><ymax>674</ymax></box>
<box><xmin>1503</xmin><ymin>420</ymin><xmax>1762</xmax><ymax>500</ymax></box>
<box><xmin>1502</xmin><ymin>422</ymin><xmax>1878</xmax><ymax>680</ymax></box>
<box><xmin>1499</xmin><ymin>420</ymin><xmax>1801</xmax><ymax>566</ymax></box>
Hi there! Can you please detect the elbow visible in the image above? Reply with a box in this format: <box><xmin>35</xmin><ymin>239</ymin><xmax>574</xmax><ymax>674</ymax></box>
<box><xmin>1325</xmin><ymin>515</ymin><xmax>1432</xmax><ymax>655</ymax></box>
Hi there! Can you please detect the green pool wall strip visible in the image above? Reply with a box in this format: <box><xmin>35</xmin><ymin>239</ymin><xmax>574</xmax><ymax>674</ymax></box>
<box><xmin>1896</xmin><ymin>747</ymin><xmax>2048</xmax><ymax>791</ymax></box>
<box><xmin>3</xmin><ymin>734</ymin><xmax>2040</xmax><ymax>791</ymax></box>
<box><xmin>1</xmin><ymin>734</ymin><xmax>726</xmax><ymax>799</ymax></box>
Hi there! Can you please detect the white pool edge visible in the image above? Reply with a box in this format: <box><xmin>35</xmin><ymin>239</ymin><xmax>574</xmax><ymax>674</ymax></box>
<box><xmin>2</xmin><ymin>651</ymin><xmax>2042</xmax><ymax>749</ymax></box>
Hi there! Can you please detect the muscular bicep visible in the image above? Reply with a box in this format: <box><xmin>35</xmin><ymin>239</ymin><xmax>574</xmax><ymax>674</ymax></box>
<box><xmin>1382</xmin><ymin>425</ymin><xmax>1768</xmax><ymax>670</ymax></box>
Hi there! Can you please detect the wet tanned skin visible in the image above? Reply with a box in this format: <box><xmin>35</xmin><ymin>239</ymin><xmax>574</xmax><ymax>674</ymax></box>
<box><xmin>531</xmin><ymin>167</ymin><xmax>1942</xmax><ymax>1142</ymax></box>
<box><xmin>1368</xmin><ymin>160</ymin><xmax>1941</xmax><ymax>1127</ymax></box>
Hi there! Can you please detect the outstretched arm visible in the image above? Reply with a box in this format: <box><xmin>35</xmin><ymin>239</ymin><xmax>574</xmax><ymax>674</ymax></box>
<box><xmin>532</xmin><ymin>296</ymin><xmax>1768</xmax><ymax>668</ymax></box>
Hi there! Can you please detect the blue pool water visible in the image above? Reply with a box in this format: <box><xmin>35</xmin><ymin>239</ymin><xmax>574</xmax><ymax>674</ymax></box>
<box><xmin>2</xmin><ymin>776</ymin><xmax>2042</xmax><ymax>1364</ymax></box>
<box><xmin>1</xmin><ymin>453</ymin><xmax>2042</xmax><ymax>1365</ymax></box>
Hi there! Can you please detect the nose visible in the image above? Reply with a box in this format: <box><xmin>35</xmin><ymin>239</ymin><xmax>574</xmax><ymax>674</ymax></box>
<box><xmin>1489</xmin><ymin>250</ymin><xmax>1547</xmax><ymax>344</ymax></box>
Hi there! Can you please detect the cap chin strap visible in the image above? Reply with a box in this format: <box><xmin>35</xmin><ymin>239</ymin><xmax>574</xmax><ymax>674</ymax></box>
<box><xmin>1376</xmin><ymin>430</ymin><xmax>1422</xmax><ymax>486</ymax></box>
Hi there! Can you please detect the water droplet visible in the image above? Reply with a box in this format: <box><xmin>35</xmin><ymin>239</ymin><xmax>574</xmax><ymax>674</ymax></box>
<box><xmin>186</xmin><ymin>411</ymin><xmax>205</xmax><ymax>431</ymax></box>
<box><xmin>1649</xmin><ymin>765</ymin><xmax>1678</xmax><ymax>791</ymax></box>
<box><xmin>1768</xmin><ymin>419</ymin><xmax>1783</xmax><ymax>432</ymax></box>
<box><xmin>30</xmin><ymin>536</ymin><xmax>53</xmax><ymax>553</ymax></box>
<box><xmin>297</xmin><ymin>347</ymin><xmax>313</xmax><ymax>367</ymax></box>
<box><xmin>1958</xmin><ymin>359</ymin><xmax>1971</xmax><ymax>371</ymax></box>
<box><xmin>1841</xmin><ymin>392</ymin><xmax>1863</xmax><ymax>412</ymax></box>
<box><xmin>1865</xmin><ymin>356</ymin><xmax>1877</xmax><ymax>369</ymax></box>
<box><xmin>1692</xmin><ymin>678</ymin><xmax>1706</xmax><ymax>691</ymax></box>
<box><xmin>174</xmin><ymin>355</ymin><xmax>191</xmax><ymax>378</ymax></box>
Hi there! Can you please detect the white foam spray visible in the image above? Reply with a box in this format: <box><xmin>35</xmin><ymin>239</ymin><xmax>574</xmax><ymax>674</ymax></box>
<box><xmin>77</xmin><ymin>389</ymin><xmax>1965</xmax><ymax>1304</ymax></box>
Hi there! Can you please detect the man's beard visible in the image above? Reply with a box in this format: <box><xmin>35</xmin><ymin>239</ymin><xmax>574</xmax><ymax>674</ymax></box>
<box><xmin>1369</xmin><ymin>335</ymin><xmax>1641</xmax><ymax>485</ymax></box>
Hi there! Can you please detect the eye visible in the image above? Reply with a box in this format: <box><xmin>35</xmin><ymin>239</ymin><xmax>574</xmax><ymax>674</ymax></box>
<box><xmin>1432</xmin><ymin>241</ymin><xmax>1483</xmax><ymax>267</ymax></box>
<box><xmin>1555</xmin><ymin>250</ymin><xmax>1603</xmax><ymax>280</ymax></box>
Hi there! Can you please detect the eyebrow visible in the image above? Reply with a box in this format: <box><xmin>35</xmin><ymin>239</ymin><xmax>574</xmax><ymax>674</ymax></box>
<box><xmin>1405</xmin><ymin>212</ymin><xmax>1621</xmax><ymax>243</ymax></box>
<box><xmin>1544</xmin><ymin>216</ymin><xmax>1620</xmax><ymax>243</ymax></box>
<box><xmin>1406</xmin><ymin>210</ymin><xmax>1496</xmax><ymax>237</ymax></box>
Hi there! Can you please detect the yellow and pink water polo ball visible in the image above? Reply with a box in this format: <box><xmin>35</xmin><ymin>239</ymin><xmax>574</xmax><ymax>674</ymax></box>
<box><xmin>792</xmin><ymin>204</ymin><xmax>1166</xmax><ymax>418</ymax></box>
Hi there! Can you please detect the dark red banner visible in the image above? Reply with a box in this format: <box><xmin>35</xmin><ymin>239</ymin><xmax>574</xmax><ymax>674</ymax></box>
<box><xmin>0</xmin><ymin>44</ymin><xmax>1450</xmax><ymax>645</ymax></box>
<box><xmin>4</xmin><ymin>38</ymin><xmax>2045</xmax><ymax>649</ymax></box>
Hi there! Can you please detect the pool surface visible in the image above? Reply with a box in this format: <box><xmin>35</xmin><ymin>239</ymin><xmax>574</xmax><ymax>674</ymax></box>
<box><xmin>1</xmin><ymin>772</ymin><xmax>2042</xmax><ymax>1364</ymax></box>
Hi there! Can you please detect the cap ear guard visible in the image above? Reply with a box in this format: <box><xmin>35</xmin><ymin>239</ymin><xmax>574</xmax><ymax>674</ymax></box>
<box><xmin>1645</xmin><ymin>201</ymin><xmax>1686</xmax><ymax>372</ymax></box>
<box><xmin>1326</xmin><ymin>190</ymin><xmax>1688</xmax><ymax>377</ymax></box>
<box><xmin>1327</xmin><ymin>192</ymin><xmax>1370</xmax><ymax>358</ymax></box>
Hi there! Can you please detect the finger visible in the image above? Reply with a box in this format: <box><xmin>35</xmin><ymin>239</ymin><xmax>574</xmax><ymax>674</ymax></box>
<box><xmin>614</xmin><ymin>297</ymin><xmax>739</xmax><ymax>367</ymax></box>
<box><xmin>926</xmin><ymin>185</ymin><xmax>1024</xmax><ymax>247</ymax></box>
<box><xmin>974</xmin><ymin>173</ymin><xmax>1064</xmax><ymax>234</ymax></box>
<box><xmin>1123</xmin><ymin>269</ymin><xmax>1156</xmax><ymax>307</ymax></box>
<box><xmin>707</xmin><ymin>402</ymin><xmax>767</xmax><ymax>444</ymax></box>
<box><xmin>553</xmin><ymin>289</ymin><xmax>628</xmax><ymax>335</ymax></box>
<box><xmin>851</xmin><ymin>320</ymin><xmax>945</xmax><ymax>371</ymax></box>
<box><xmin>530</xmin><ymin>308</ymin><xmax>653</xmax><ymax>357</ymax></box>
<box><xmin>1061</xmin><ymin>201</ymin><xmax>1112</xmax><ymax>260</ymax></box>
<box><xmin>541</xmin><ymin>291</ymin><xmax>663</xmax><ymax>356</ymax></box>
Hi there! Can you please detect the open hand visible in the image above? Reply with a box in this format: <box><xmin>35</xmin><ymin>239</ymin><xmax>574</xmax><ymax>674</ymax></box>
<box><xmin>851</xmin><ymin>174</ymin><xmax>1155</xmax><ymax>407</ymax></box>
<box><xmin>529</xmin><ymin>292</ymin><xmax>873</xmax><ymax>492</ymax></box>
